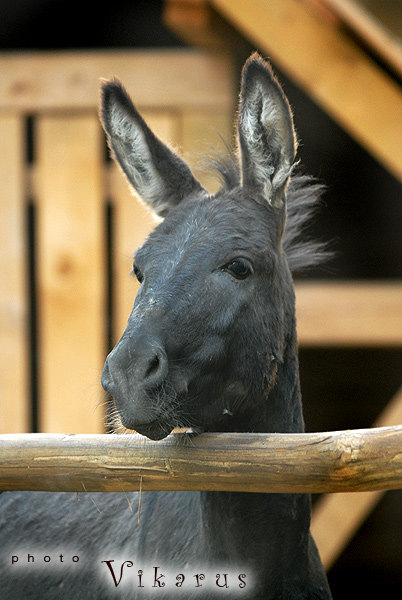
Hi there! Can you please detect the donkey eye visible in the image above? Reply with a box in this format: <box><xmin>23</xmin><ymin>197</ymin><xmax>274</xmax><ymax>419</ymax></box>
<box><xmin>132</xmin><ymin>264</ymin><xmax>144</xmax><ymax>283</ymax></box>
<box><xmin>224</xmin><ymin>258</ymin><xmax>253</xmax><ymax>280</ymax></box>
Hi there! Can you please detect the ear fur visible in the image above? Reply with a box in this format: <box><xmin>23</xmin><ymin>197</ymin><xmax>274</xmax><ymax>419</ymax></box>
<box><xmin>238</xmin><ymin>53</ymin><xmax>297</xmax><ymax>209</ymax></box>
<box><xmin>100</xmin><ymin>79</ymin><xmax>205</xmax><ymax>217</ymax></box>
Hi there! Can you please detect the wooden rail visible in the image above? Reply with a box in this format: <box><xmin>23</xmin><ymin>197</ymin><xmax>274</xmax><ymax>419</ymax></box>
<box><xmin>0</xmin><ymin>428</ymin><xmax>401</xmax><ymax>494</ymax></box>
<box><xmin>0</xmin><ymin>49</ymin><xmax>234</xmax><ymax>112</ymax></box>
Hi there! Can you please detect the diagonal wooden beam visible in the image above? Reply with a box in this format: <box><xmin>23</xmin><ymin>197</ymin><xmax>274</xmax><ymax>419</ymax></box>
<box><xmin>311</xmin><ymin>385</ymin><xmax>402</xmax><ymax>570</ymax></box>
<box><xmin>320</xmin><ymin>0</ymin><xmax>402</xmax><ymax>79</ymax></box>
<box><xmin>209</xmin><ymin>0</ymin><xmax>402</xmax><ymax>181</ymax></box>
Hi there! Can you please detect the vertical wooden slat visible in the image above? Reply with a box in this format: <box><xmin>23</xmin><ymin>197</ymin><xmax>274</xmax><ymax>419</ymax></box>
<box><xmin>111</xmin><ymin>111</ymin><xmax>180</xmax><ymax>340</ymax></box>
<box><xmin>36</xmin><ymin>114</ymin><xmax>104</xmax><ymax>433</ymax></box>
<box><xmin>0</xmin><ymin>115</ymin><xmax>28</xmax><ymax>432</ymax></box>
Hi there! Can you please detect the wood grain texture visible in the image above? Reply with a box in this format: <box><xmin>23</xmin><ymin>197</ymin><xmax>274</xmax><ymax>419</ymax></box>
<box><xmin>181</xmin><ymin>109</ymin><xmax>234</xmax><ymax>193</ymax></box>
<box><xmin>0</xmin><ymin>427</ymin><xmax>400</xmax><ymax>493</ymax></box>
<box><xmin>321</xmin><ymin>0</ymin><xmax>402</xmax><ymax>77</ymax></box>
<box><xmin>36</xmin><ymin>114</ymin><xmax>105</xmax><ymax>433</ymax></box>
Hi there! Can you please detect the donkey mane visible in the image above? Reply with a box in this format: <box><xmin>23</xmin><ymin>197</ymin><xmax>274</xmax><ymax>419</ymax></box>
<box><xmin>210</xmin><ymin>152</ymin><xmax>329</xmax><ymax>273</ymax></box>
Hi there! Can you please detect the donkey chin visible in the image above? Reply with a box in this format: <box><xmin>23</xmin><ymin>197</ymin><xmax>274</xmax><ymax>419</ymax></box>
<box><xmin>123</xmin><ymin>417</ymin><xmax>174</xmax><ymax>441</ymax></box>
<box><xmin>111</xmin><ymin>399</ymin><xmax>178</xmax><ymax>440</ymax></box>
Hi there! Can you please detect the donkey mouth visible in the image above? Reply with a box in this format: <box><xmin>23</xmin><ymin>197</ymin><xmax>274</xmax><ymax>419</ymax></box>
<box><xmin>132</xmin><ymin>419</ymin><xmax>174</xmax><ymax>441</ymax></box>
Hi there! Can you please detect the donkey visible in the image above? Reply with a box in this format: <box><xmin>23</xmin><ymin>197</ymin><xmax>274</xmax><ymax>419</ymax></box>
<box><xmin>0</xmin><ymin>53</ymin><xmax>332</xmax><ymax>598</ymax></box>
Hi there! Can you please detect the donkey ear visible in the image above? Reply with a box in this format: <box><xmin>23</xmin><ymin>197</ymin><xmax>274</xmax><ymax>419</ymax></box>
<box><xmin>238</xmin><ymin>54</ymin><xmax>297</xmax><ymax>209</ymax></box>
<box><xmin>100</xmin><ymin>80</ymin><xmax>205</xmax><ymax>217</ymax></box>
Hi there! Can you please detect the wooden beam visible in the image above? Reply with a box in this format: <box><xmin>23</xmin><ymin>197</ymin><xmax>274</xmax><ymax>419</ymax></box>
<box><xmin>295</xmin><ymin>281</ymin><xmax>402</xmax><ymax>347</ymax></box>
<box><xmin>0</xmin><ymin>427</ymin><xmax>401</xmax><ymax>493</ymax></box>
<box><xmin>0</xmin><ymin>50</ymin><xmax>234</xmax><ymax>112</ymax></box>
<box><xmin>320</xmin><ymin>0</ymin><xmax>402</xmax><ymax>78</ymax></box>
<box><xmin>164</xmin><ymin>0</ymin><xmax>225</xmax><ymax>49</ymax></box>
<box><xmin>311</xmin><ymin>386</ymin><xmax>402</xmax><ymax>570</ymax></box>
<box><xmin>210</xmin><ymin>0</ymin><xmax>402</xmax><ymax>181</ymax></box>
<box><xmin>164</xmin><ymin>0</ymin><xmax>247</xmax><ymax>51</ymax></box>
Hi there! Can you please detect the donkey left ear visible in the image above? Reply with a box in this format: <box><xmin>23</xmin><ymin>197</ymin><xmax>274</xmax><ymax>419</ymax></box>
<box><xmin>238</xmin><ymin>54</ymin><xmax>297</xmax><ymax>209</ymax></box>
<box><xmin>100</xmin><ymin>79</ymin><xmax>205</xmax><ymax>217</ymax></box>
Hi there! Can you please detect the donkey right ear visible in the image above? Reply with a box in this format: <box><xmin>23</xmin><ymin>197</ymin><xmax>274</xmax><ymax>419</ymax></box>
<box><xmin>238</xmin><ymin>54</ymin><xmax>297</xmax><ymax>209</ymax></box>
<box><xmin>100</xmin><ymin>80</ymin><xmax>205</xmax><ymax>217</ymax></box>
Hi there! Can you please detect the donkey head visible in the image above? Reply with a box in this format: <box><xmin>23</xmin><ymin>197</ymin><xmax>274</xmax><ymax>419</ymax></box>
<box><xmin>101</xmin><ymin>54</ymin><xmax>298</xmax><ymax>440</ymax></box>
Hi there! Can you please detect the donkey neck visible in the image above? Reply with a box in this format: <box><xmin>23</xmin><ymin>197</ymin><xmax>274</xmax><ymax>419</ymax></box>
<box><xmin>200</xmin><ymin>323</ymin><xmax>311</xmax><ymax>591</ymax></box>
<box><xmin>230</xmin><ymin>318</ymin><xmax>304</xmax><ymax>435</ymax></box>
<box><xmin>200</xmin><ymin>490</ymin><xmax>311</xmax><ymax>593</ymax></box>
<box><xmin>249</xmin><ymin>345</ymin><xmax>303</xmax><ymax>434</ymax></box>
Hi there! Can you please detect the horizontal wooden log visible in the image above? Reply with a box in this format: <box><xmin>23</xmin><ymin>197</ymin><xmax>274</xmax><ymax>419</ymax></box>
<box><xmin>295</xmin><ymin>281</ymin><xmax>402</xmax><ymax>347</ymax></box>
<box><xmin>0</xmin><ymin>427</ymin><xmax>401</xmax><ymax>494</ymax></box>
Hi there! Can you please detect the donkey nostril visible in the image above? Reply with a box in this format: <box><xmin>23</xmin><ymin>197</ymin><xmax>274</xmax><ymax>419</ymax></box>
<box><xmin>146</xmin><ymin>354</ymin><xmax>160</xmax><ymax>379</ymax></box>
<box><xmin>142</xmin><ymin>347</ymin><xmax>168</xmax><ymax>386</ymax></box>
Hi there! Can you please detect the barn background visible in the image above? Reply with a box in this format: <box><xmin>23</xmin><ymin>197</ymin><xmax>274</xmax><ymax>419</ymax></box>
<box><xmin>0</xmin><ymin>1</ymin><xmax>401</xmax><ymax>597</ymax></box>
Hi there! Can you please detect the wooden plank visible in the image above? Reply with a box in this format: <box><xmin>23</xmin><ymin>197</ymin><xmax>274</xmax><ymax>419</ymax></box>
<box><xmin>0</xmin><ymin>50</ymin><xmax>234</xmax><ymax>113</ymax></box>
<box><xmin>311</xmin><ymin>386</ymin><xmax>402</xmax><ymax>569</ymax></box>
<box><xmin>0</xmin><ymin>115</ymin><xmax>29</xmax><ymax>433</ymax></box>
<box><xmin>36</xmin><ymin>114</ymin><xmax>104</xmax><ymax>433</ymax></box>
<box><xmin>0</xmin><ymin>426</ymin><xmax>401</xmax><ymax>493</ymax></box>
<box><xmin>210</xmin><ymin>0</ymin><xmax>402</xmax><ymax>181</ymax></box>
<box><xmin>110</xmin><ymin>110</ymin><xmax>181</xmax><ymax>341</ymax></box>
<box><xmin>295</xmin><ymin>281</ymin><xmax>402</xmax><ymax>346</ymax></box>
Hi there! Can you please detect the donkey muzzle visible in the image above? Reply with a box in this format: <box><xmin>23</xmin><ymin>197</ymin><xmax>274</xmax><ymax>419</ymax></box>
<box><xmin>101</xmin><ymin>334</ymin><xmax>169</xmax><ymax>432</ymax></box>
